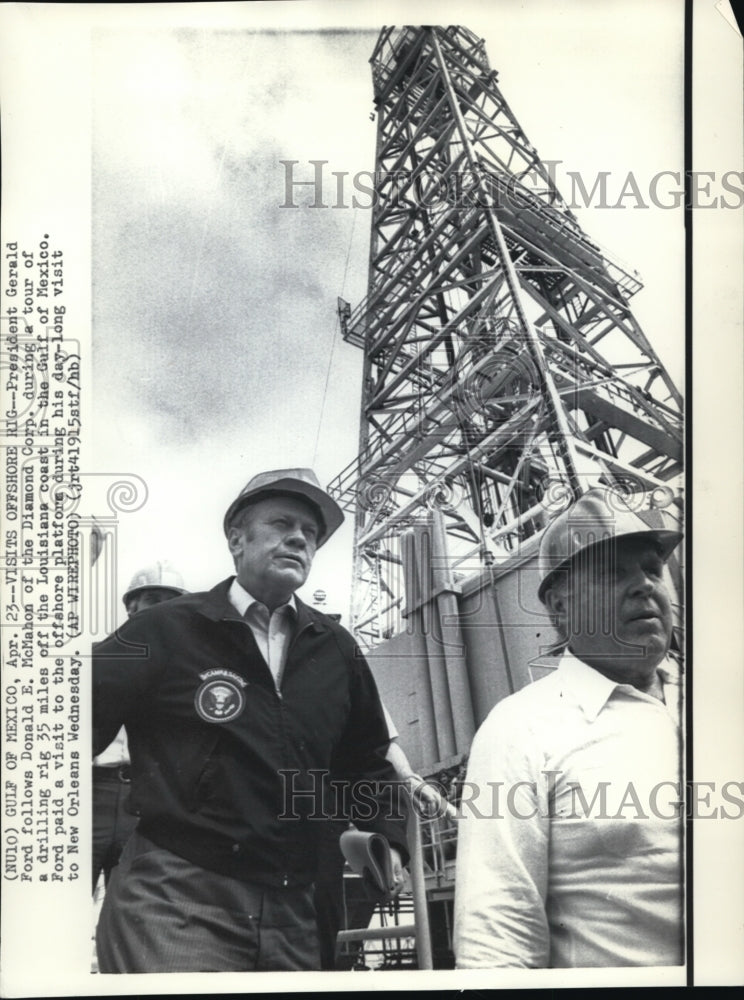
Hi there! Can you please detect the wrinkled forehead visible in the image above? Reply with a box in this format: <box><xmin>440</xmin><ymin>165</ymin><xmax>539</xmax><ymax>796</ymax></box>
<box><xmin>242</xmin><ymin>494</ymin><xmax>322</xmax><ymax>529</ymax></box>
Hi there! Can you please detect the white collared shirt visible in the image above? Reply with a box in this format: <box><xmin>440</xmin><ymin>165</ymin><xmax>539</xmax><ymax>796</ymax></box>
<box><xmin>94</xmin><ymin>725</ymin><xmax>129</xmax><ymax>767</ymax></box>
<box><xmin>228</xmin><ymin>578</ymin><xmax>297</xmax><ymax>692</ymax></box>
<box><xmin>454</xmin><ymin>651</ymin><xmax>684</xmax><ymax>969</ymax></box>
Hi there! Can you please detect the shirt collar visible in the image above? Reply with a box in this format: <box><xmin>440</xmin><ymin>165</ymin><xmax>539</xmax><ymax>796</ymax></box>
<box><xmin>228</xmin><ymin>577</ymin><xmax>297</xmax><ymax>618</ymax></box>
<box><xmin>557</xmin><ymin>650</ymin><xmax>680</xmax><ymax>723</ymax></box>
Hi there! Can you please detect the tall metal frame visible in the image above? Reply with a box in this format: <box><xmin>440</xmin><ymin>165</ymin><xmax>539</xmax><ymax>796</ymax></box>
<box><xmin>329</xmin><ymin>26</ymin><xmax>683</xmax><ymax>649</ymax></box>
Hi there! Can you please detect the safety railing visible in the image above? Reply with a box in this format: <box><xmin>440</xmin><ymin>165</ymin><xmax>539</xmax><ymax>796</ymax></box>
<box><xmin>336</xmin><ymin>779</ymin><xmax>459</xmax><ymax>969</ymax></box>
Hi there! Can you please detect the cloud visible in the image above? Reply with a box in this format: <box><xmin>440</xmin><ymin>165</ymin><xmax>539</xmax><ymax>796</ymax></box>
<box><xmin>93</xmin><ymin>29</ymin><xmax>373</xmax><ymax>450</ymax></box>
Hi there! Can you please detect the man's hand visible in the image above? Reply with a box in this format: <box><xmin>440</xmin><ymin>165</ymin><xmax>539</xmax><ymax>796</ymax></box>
<box><xmin>390</xmin><ymin>847</ymin><xmax>406</xmax><ymax>894</ymax></box>
<box><xmin>406</xmin><ymin>774</ymin><xmax>457</xmax><ymax>820</ymax></box>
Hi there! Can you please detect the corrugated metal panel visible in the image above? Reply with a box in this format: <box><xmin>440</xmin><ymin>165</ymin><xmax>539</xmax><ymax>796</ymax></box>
<box><xmin>365</xmin><ymin>544</ymin><xmax>562</xmax><ymax>775</ymax></box>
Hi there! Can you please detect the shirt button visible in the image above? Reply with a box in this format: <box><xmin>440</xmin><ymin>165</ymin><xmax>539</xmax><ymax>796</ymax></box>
<box><xmin>232</xmin><ymin>843</ymin><xmax>241</xmax><ymax>854</ymax></box>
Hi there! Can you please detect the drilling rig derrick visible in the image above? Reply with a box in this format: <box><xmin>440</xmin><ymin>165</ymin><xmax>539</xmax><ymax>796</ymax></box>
<box><xmin>329</xmin><ymin>25</ymin><xmax>682</xmax><ymax>652</ymax></box>
<box><xmin>327</xmin><ymin>25</ymin><xmax>684</xmax><ymax>968</ymax></box>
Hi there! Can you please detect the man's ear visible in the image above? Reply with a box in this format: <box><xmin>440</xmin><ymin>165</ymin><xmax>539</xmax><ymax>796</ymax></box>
<box><xmin>544</xmin><ymin>587</ymin><xmax>564</xmax><ymax>613</ymax></box>
<box><xmin>227</xmin><ymin>525</ymin><xmax>243</xmax><ymax>559</ymax></box>
<box><xmin>543</xmin><ymin>584</ymin><xmax>568</xmax><ymax>629</ymax></box>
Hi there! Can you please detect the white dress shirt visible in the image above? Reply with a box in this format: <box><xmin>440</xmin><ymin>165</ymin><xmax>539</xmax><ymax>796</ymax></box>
<box><xmin>454</xmin><ymin>651</ymin><xmax>684</xmax><ymax>969</ymax></box>
<box><xmin>228</xmin><ymin>578</ymin><xmax>297</xmax><ymax>692</ymax></box>
<box><xmin>94</xmin><ymin>725</ymin><xmax>130</xmax><ymax>767</ymax></box>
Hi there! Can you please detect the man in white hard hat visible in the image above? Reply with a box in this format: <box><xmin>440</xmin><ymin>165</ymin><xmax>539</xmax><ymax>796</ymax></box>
<box><xmin>93</xmin><ymin>469</ymin><xmax>407</xmax><ymax>973</ymax></box>
<box><xmin>121</xmin><ymin>561</ymin><xmax>188</xmax><ymax>617</ymax></box>
<box><xmin>454</xmin><ymin>487</ymin><xmax>684</xmax><ymax>969</ymax></box>
<box><xmin>92</xmin><ymin>562</ymin><xmax>187</xmax><ymax>892</ymax></box>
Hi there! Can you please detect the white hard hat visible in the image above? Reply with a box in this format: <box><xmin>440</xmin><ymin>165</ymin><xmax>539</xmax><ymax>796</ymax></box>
<box><xmin>538</xmin><ymin>488</ymin><xmax>682</xmax><ymax>602</ymax></box>
<box><xmin>122</xmin><ymin>560</ymin><xmax>187</xmax><ymax>606</ymax></box>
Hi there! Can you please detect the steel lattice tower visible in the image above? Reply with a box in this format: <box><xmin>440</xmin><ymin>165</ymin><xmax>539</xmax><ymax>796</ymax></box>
<box><xmin>329</xmin><ymin>26</ymin><xmax>683</xmax><ymax>650</ymax></box>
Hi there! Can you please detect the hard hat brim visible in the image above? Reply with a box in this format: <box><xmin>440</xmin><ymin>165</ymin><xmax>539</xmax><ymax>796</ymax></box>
<box><xmin>537</xmin><ymin>528</ymin><xmax>683</xmax><ymax>602</ymax></box>
<box><xmin>122</xmin><ymin>584</ymin><xmax>188</xmax><ymax>607</ymax></box>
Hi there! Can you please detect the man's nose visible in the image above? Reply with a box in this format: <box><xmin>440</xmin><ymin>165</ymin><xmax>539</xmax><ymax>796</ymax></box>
<box><xmin>627</xmin><ymin>567</ymin><xmax>655</xmax><ymax>595</ymax></box>
<box><xmin>284</xmin><ymin>523</ymin><xmax>307</xmax><ymax>547</ymax></box>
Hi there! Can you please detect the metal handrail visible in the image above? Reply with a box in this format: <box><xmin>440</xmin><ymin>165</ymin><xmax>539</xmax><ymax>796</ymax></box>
<box><xmin>337</xmin><ymin>791</ymin><xmax>434</xmax><ymax>969</ymax></box>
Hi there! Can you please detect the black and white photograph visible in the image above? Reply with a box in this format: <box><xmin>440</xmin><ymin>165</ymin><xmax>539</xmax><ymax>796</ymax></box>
<box><xmin>0</xmin><ymin>1</ymin><xmax>742</xmax><ymax>993</ymax></box>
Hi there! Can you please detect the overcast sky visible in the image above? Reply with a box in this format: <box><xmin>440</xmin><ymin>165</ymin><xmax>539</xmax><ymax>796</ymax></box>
<box><xmin>91</xmin><ymin>2</ymin><xmax>685</xmax><ymax>621</ymax></box>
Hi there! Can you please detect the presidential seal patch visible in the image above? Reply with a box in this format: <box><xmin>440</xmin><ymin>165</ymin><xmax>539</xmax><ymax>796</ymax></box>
<box><xmin>194</xmin><ymin>669</ymin><xmax>248</xmax><ymax>724</ymax></box>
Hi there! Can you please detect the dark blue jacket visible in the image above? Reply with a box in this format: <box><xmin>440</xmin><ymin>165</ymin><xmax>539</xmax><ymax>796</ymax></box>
<box><xmin>93</xmin><ymin>578</ymin><xmax>407</xmax><ymax>887</ymax></box>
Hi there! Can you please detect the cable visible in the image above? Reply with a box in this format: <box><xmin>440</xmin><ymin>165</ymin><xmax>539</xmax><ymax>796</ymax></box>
<box><xmin>312</xmin><ymin>209</ymin><xmax>358</xmax><ymax>467</ymax></box>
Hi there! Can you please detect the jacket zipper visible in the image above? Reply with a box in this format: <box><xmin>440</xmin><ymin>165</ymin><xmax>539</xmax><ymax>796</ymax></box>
<box><xmin>278</xmin><ymin>619</ymin><xmax>316</xmax><ymax>888</ymax></box>
<box><xmin>235</xmin><ymin>614</ymin><xmax>318</xmax><ymax>885</ymax></box>
<box><xmin>188</xmin><ymin>732</ymin><xmax>222</xmax><ymax>811</ymax></box>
